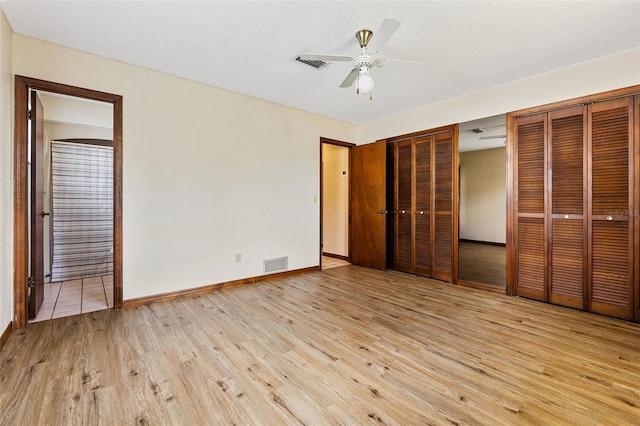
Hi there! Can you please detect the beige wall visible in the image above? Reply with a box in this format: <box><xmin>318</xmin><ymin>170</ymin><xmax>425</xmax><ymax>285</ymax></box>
<box><xmin>459</xmin><ymin>148</ymin><xmax>506</xmax><ymax>244</ymax></box>
<box><xmin>39</xmin><ymin>93</ymin><xmax>113</xmax><ymax>129</ymax></box>
<box><xmin>322</xmin><ymin>144</ymin><xmax>348</xmax><ymax>257</ymax></box>
<box><xmin>0</xmin><ymin>10</ymin><xmax>12</xmax><ymax>330</ymax></box>
<box><xmin>358</xmin><ymin>48</ymin><xmax>640</xmax><ymax>144</ymax></box>
<box><xmin>49</xmin><ymin>122</ymin><xmax>112</xmax><ymax>141</ymax></box>
<box><xmin>12</xmin><ymin>34</ymin><xmax>356</xmax><ymax>301</ymax></box>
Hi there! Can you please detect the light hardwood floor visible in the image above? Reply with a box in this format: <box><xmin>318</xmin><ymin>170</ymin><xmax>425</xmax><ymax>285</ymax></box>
<box><xmin>458</xmin><ymin>241</ymin><xmax>506</xmax><ymax>289</ymax></box>
<box><xmin>1</xmin><ymin>266</ymin><xmax>639</xmax><ymax>425</ymax></box>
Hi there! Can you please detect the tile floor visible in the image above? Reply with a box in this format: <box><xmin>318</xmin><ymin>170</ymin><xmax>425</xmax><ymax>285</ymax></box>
<box><xmin>322</xmin><ymin>255</ymin><xmax>350</xmax><ymax>270</ymax></box>
<box><xmin>30</xmin><ymin>275</ymin><xmax>114</xmax><ymax>323</ymax></box>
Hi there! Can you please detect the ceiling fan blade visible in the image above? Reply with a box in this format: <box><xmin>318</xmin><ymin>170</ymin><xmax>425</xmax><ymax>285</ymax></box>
<box><xmin>478</xmin><ymin>135</ymin><xmax>507</xmax><ymax>140</ymax></box>
<box><xmin>299</xmin><ymin>53</ymin><xmax>353</xmax><ymax>62</ymax></box>
<box><xmin>367</xmin><ymin>18</ymin><xmax>401</xmax><ymax>53</ymax></box>
<box><xmin>378</xmin><ymin>57</ymin><xmax>423</xmax><ymax>67</ymax></box>
<box><xmin>340</xmin><ymin>68</ymin><xmax>359</xmax><ymax>88</ymax></box>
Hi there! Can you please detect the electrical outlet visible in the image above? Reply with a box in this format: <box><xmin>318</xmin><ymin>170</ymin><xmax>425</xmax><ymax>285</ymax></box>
<box><xmin>235</xmin><ymin>253</ymin><xmax>241</xmax><ymax>263</ymax></box>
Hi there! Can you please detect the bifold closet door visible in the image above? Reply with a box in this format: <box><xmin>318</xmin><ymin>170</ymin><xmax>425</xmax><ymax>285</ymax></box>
<box><xmin>391</xmin><ymin>130</ymin><xmax>454</xmax><ymax>279</ymax></box>
<box><xmin>588</xmin><ymin>97</ymin><xmax>635</xmax><ymax>320</ymax></box>
<box><xmin>514</xmin><ymin>114</ymin><xmax>546</xmax><ymax>301</ymax></box>
<box><xmin>393</xmin><ymin>137</ymin><xmax>432</xmax><ymax>276</ymax></box>
<box><xmin>414</xmin><ymin>136</ymin><xmax>432</xmax><ymax>276</ymax></box>
<box><xmin>548</xmin><ymin>107</ymin><xmax>587</xmax><ymax>309</ymax></box>
<box><xmin>395</xmin><ymin>140</ymin><xmax>413</xmax><ymax>272</ymax></box>
<box><xmin>432</xmin><ymin>132</ymin><xmax>454</xmax><ymax>281</ymax></box>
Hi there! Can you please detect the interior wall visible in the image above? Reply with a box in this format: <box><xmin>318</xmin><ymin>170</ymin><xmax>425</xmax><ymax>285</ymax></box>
<box><xmin>358</xmin><ymin>48</ymin><xmax>640</xmax><ymax>144</ymax></box>
<box><xmin>322</xmin><ymin>144</ymin><xmax>348</xmax><ymax>257</ymax></box>
<box><xmin>39</xmin><ymin>93</ymin><xmax>112</xmax><ymax>129</ymax></box>
<box><xmin>459</xmin><ymin>147</ymin><xmax>506</xmax><ymax>244</ymax></box>
<box><xmin>12</xmin><ymin>34</ymin><xmax>357</xmax><ymax>301</ymax></box>
<box><xmin>0</xmin><ymin>9</ymin><xmax>13</xmax><ymax>331</ymax></box>
<box><xmin>48</xmin><ymin>122</ymin><xmax>112</xmax><ymax>141</ymax></box>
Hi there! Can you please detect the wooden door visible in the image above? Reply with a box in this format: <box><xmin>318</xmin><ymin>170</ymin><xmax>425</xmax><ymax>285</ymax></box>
<box><xmin>514</xmin><ymin>114</ymin><xmax>547</xmax><ymax>301</ymax></box>
<box><xmin>635</xmin><ymin>94</ymin><xmax>640</xmax><ymax>322</ymax></box>
<box><xmin>588</xmin><ymin>97</ymin><xmax>634</xmax><ymax>320</ymax></box>
<box><xmin>432</xmin><ymin>132</ymin><xmax>455</xmax><ymax>281</ymax></box>
<box><xmin>394</xmin><ymin>140</ymin><xmax>412</xmax><ymax>272</ymax></box>
<box><xmin>28</xmin><ymin>90</ymin><xmax>45</xmax><ymax>319</ymax></box>
<box><xmin>414</xmin><ymin>136</ymin><xmax>432</xmax><ymax>276</ymax></box>
<box><xmin>548</xmin><ymin>106</ymin><xmax>587</xmax><ymax>309</ymax></box>
<box><xmin>350</xmin><ymin>140</ymin><xmax>387</xmax><ymax>270</ymax></box>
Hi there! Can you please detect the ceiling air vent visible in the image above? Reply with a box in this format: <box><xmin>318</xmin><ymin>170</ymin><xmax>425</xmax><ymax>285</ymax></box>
<box><xmin>469</xmin><ymin>128</ymin><xmax>486</xmax><ymax>134</ymax></box>
<box><xmin>295</xmin><ymin>55</ymin><xmax>328</xmax><ymax>70</ymax></box>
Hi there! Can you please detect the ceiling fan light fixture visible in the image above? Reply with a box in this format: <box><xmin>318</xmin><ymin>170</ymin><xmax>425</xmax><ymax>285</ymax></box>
<box><xmin>357</xmin><ymin>70</ymin><xmax>374</xmax><ymax>95</ymax></box>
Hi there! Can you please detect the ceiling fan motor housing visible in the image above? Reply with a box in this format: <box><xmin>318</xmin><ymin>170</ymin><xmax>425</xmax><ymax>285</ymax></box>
<box><xmin>353</xmin><ymin>55</ymin><xmax>375</xmax><ymax>71</ymax></box>
<box><xmin>356</xmin><ymin>29</ymin><xmax>374</xmax><ymax>48</ymax></box>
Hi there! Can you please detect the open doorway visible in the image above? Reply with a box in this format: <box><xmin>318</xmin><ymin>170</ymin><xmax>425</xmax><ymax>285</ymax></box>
<box><xmin>29</xmin><ymin>92</ymin><xmax>115</xmax><ymax>322</ymax></box>
<box><xmin>320</xmin><ymin>138</ymin><xmax>354</xmax><ymax>270</ymax></box>
<box><xmin>13</xmin><ymin>76</ymin><xmax>123</xmax><ymax>330</ymax></box>
<box><xmin>457</xmin><ymin>115</ymin><xmax>507</xmax><ymax>291</ymax></box>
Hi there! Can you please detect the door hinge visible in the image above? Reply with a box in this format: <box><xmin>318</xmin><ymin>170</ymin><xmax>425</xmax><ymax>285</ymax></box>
<box><xmin>27</xmin><ymin>110</ymin><xmax>32</xmax><ymax>120</ymax></box>
<box><xmin>28</xmin><ymin>277</ymin><xmax>35</xmax><ymax>288</ymax></box>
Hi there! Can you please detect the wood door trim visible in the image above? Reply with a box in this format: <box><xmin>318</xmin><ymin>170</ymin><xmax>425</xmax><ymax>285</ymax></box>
<box><xmin>0</xmin><ymin>321</ymin><xmax>12</xmax><ymax>352</ymax></box>
<box><xmin>386</xmin><ymin>124</ymin><xmax>455</xmax><ymax>143</ymax></box>
<box><xmin>13</xmin><ymin>76</ymin><xmax>123</xmax><ymax>329</ymax></box>
<box><xmin>510</xmin><ymin>85</ymin><xmax>640</xmax><ymax>117</ymax></box>
<box><xmin>635</xmin><ymin>94</ymin><xmax>640</xmax><ymax>321</ymax></box>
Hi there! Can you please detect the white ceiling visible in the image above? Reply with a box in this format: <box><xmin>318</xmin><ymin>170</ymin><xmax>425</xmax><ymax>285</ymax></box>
<box><xmin>3</xmin><ymin>1</ymin><xmax>639</xmax><ymax>124</ymax></box>
<box><xmin>459</xmin><ymin>114</ymin><xmax>506</xmax><ymax>152</ymax></box>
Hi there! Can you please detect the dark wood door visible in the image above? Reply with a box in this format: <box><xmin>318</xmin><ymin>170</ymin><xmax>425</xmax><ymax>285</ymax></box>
<box><xmin>389</xmin><ymin>127</ymin><xmax>457</xmax><ymax>280</ymax></box>
<box><xmin>413</xmin><ymin>136</ymin><xmax>432</xmax><ymax>276</ymax></box>
<box><xmin>588</xmin><ymin>97</ymin><xmax>635</xmax><ymax>320</ymax></box>
<box><xmin>394</xmin><ymin>140</ymin><xmax>412</xmax><ymax>272</ymax></box>
<box><xmin>548</xmin><ymin>106</ymin><xmax>587</xmax><ymax>309</ymax></box>
<box><xmin>28</xmin><ymin>90</ymin><xmax>45</xmax><ymax>319</ymax></box>
<box><xmin>350</xmin><ymin>140</ymin><xmax>387</xmax><ymax>269</ymax></box>
<box><xmin>514</xmin><ymin>114</ymin><xmax>547</xmax><ymax>301</ymax></box>
<box><xmin>432</xmin><ymin>132</ymin><xmax>455</xmax><ymax>281</ymax></box>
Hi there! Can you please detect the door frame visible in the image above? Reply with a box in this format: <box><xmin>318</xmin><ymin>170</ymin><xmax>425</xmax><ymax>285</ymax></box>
<box><xmin>13</xmin><ymin>75</ymin><xmax>123</xmax><ymax>329</ymax></box>
<box><xmin>319</xmin><ymin>137</ymin><xmax>355</xmax><ymax>268</ymax></box>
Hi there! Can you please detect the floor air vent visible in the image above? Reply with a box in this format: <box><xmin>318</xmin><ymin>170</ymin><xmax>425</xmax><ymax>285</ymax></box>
<box><xmin>264</xmin><ymin>256</ymin><xmax>288</xmax><ymax>274</ymax></box>
<box><xmin>294</xmin><ymin>56</ymin><xmax>328</xmax><ymax>70</ymax></box>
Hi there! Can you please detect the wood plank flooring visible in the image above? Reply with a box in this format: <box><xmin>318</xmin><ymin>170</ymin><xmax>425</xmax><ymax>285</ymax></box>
<box><xmin>1</xmin><ymin>265</ymin><xmax>639</xmax><ymax>425</ymax></box>
<box><xmin>458</xmin><ymin>241</ymin><xmax>506</xmax><ymax>288</ymax></box>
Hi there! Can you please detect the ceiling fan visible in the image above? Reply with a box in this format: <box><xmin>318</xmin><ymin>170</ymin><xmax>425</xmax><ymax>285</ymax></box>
<box><xmin>299</xmin><ymin>18</ymin><xmax>421</xmax><ymax>99</ymax></box>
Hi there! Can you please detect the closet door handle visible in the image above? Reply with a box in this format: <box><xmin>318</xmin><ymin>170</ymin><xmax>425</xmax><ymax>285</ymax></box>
<box><xmin>377</xmin><ymin>209</ymin><xmax>387</xmax><ymax>214</ymax></box>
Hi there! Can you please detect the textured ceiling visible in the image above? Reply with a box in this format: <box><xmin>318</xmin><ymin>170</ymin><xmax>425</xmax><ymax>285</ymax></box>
<box><xmin>3</xmin><ymin>1</ymin><xmax>639</xmax><ymax>124</ymax></box>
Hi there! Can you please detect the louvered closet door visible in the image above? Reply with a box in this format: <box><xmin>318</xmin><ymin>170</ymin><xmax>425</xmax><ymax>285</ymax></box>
<box><xmin>432</xmin><ymin>132</ymin><xmax>454</xmax><ymax>281</ymax></box>
<box><xmin>414</xmin><ymin>136</ymin><xmax>432</xmax><ymax>276</ymax></box>
<box><xmin>549</xmin><ymin>107</ymin><xmax>587</xmax><ymax>309</ymax></box>
<box><xmin>395</xmin><ymin>140</ymin><xmax>413</xmax><ymax>272</ymax></box>
<box><xmin>588</xmin><ymin>97</ymin><xmax>634</xmax><ymax>320</ymax></box>
<box><xmin>515</xmin><ymin>114</ymin><xmax>546</xmax><ymax>301</ymax></box>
